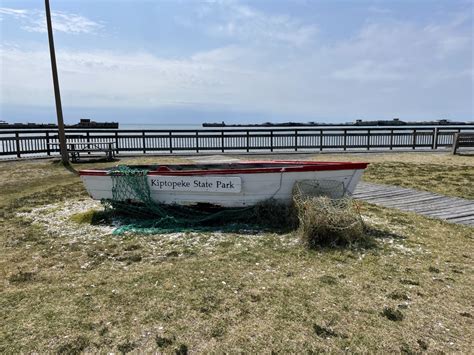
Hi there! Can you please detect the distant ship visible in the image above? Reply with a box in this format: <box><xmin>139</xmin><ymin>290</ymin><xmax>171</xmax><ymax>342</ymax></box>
<box><xmin>0</xmin><ymin>118</ymin><xmax>119</xmax><ymax>129</ymax></box>
<box><xmin>202</xmin><ymin>118</ymin><xmax>472</xmax><ymax>128</ymax></box>
<box><xmin>68</xmin><ymin>118</ymin><xmax>119</xmax><ymax>129</ymax></box>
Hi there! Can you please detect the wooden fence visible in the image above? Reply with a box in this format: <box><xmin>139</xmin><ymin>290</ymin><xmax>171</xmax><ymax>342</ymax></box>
<box><xmin>1</xmin><ymin>126</ymin><xmax>473</xmax><ymax>158</ymax></box>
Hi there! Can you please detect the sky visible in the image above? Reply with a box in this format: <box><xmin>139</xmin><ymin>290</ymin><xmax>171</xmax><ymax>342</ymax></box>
<box><xmin>0</xmin><ymin>0</ymin><xmax>472</xmax><ymax>125</ymax></box>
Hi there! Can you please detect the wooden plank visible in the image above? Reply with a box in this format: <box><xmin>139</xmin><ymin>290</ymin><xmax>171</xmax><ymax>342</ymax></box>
<box><xmin>354</xmin><ymin>191</ymin><xmax>414</xmax><ymax>200</ymax></box>
<box><xmin>408</xmin><ymin>204</ymin><xmax>474</xmax><ymax>214</ymax></box>
<box><xmin>412</xmin><ymin>202</ymin><xmax>474</xmax><ymax>211</ymax></box>
<box><xmin>455</xmin><ymin>216</ymin><xmax>474</xmax><ymax>222</ymax></box>
<box><xmin>354</xmin><ymin>185</ymin><xmax>416</xmax><ymax>195</ymax></box>
<box><xmin>448</xmin><ymin>214</ymin><xmax>474</xmax><ymax>221</ymax></box>
<box><xmin>363</xmin><ymin>195</ymin><xmax>419</xmax><ymax>203</ymax></box>
<box><xmin>355</xmin><ymin>182</ymin><xmax>392</xmax><ymax>190</ymax></box>
<box><xmin>369</xmin><ymin>193</ymin><xmax>440</xmax><ymax>204</ymax></box>
<box><xmin>422</xmin><ymin>212</ymin><xmax>474</xmax><ymax>221</ymax></box>
<box><xmin>392</xmin><ymin>195</ymin><xmax>471</xmax><ymax>208</ymax></box>
<box><xmin>379</xmin><ymin>196</ymin><xmax>447</xmax><ymax>207</ymax></box>
<box><xmin>407</xmin><ymin>205</ymin><xmax>474</xmax><ymax>217</ymax></box>
<box><xmin>354</xmin><ymin>185</ymin><xmax>436</xmax><ymax>196</ymax></box>
<box><xmin>394</xmin><ymin>198</ymin><xmax>472</xmax><ymax>210</ymax></box>
<box><xmin>354</xmin><ymin>181</ymin><xmax>474</xmax><ymax>226</ymax></box>
<box><xmin>354</xmin><ymin>183</ymin><xmax>412</xmax><ymax>193</ymax></box>
<box><xmin>443</xmin><ymin>212</ymin><xmax>474</xmax><ymax>220</ymax></box>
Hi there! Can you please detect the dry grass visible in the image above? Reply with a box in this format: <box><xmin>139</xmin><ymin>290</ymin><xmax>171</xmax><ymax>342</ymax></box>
<box><xmin>1</xmin><ymin>154</ymin><xmax>473</xmax><ymax>353</ymax></box>
<box><xmin>305</xmin><ymin>152</ymin><xmax>474</xmax><ymax>199</ymax></box>
<box><xmin>294</xmin><ymin>196</ymin><xmax>367</xmax><ymax>247</ymax></box>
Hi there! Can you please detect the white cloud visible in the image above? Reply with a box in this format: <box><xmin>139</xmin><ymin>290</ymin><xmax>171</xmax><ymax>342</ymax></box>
<box><xmin>192</xmin><ymin>0</ymin><xmax>318</xmax><ymax>47</ymax></box>
<box><xmin>0</xmin><ymin>8</ymin><xmax>28</xmax><ymax>17</ymax></box>
<box><xmin>0</xmin><ymin>7</ymin><xmax>103</xmax><ymax>34</ymax></box>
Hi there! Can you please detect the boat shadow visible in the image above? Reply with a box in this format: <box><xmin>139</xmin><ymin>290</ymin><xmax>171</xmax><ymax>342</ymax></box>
<box><xmin>88</xmin><ymin>211</ymin><xmax>406</xmax><ymax>253</ymax></box>
<box><xmin>302</xmin><ymin>224</ymin><xmax>407</xmax><ymax>252</ymax></box>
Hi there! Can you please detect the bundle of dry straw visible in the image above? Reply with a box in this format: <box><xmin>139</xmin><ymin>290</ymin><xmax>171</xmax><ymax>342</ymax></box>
<box><xmin>293</xmin><ymin>181</ymin><xmax>366</xmax><ymax>247</ymax></box>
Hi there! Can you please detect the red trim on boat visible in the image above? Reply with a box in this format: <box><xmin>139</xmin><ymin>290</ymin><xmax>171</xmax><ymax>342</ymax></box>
<box><xmin>78</xmin><ymin>161</ymin><xmax>368</xmax><ymax>177</ymax></box>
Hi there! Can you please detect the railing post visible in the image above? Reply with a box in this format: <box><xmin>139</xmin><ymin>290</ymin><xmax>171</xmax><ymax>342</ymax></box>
<box><xmin>412</xmin><ymin>129</ymin><xmax>417</xmax><ymax>150</ymax></box>
<box><xmin>451</xmin><ymin>130</ymin><xmax>459</xmax><ymax>147</ymax></box>
<box><xmin>221</xmin><ymin>131</ymin><xmax>225</xmax><ymax>153</ymax></box>
<box><xmin>390</xmin><ymin>129</ymin><xmax>394</xmax><ymax>150</ymax></box>
<box><xmin>320</xmin><ymin>129</ymin><xmax>323</xmax><ymax>151</ymax></box>
<box><xmin>196</xmin><ymin>131</ymin><xmax>199</xmax><ymax>153</ymax></box>
<box><xmin>343</xmin><ymin>129</ymin><xmax>347</xmax><ymax>151</ymax></box>
<box><xmin>432</xmin><ymin>127</ymin><xmax>438</xmax><ymax>150</ymax></box>
<box><xmin>46</xmin><ymin>131</ymin><xmax>51</xmax><ymax>156</ymax></box>
<box><xmin>294</xmin><ymin>130</ymin><xmax>298</xmax><ymax>152</ymax></box>
<box><xmin>115</xmin><ymin>131</ymin><xmax>119</xmax><ymax>155</ymax></box>
<box><xmin>142</xmin><ymin>131</ymin><xmax>146</xmax><ymax>154</ymax></box>
<box><xmin>86</xmin><ymin>131</ymin><xmax>90</xmax><ymax>155</ymax></box>
<box><xmin>169</xmin><ymin>132</ymin><xmax>173</xmax><ymax>153</ymax></box>
<box><xmin>452</xmin><ymin>132</ymin><xmax>459</xmax><ymax>154</ymax></box>
<box><xmin>246</xmin><ymin>131</ymin><xmax>250</xmax><ymax>153</ymax></box>
<box><xmin>367</xmin><ymin>129</ymin><xmax>371</xmax><ymax>150</ymax></box>
<box><xmin>15</xmin><ymin>132</ymin><xmax>21</xmax><ymax>158</ymax></box>
<box><xmin>270</xmin><ymin>130</ymin><xmax>274</xmax><ymax>152</ymax></box>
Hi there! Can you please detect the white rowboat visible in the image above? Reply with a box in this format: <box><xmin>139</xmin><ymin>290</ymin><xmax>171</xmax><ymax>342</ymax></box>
<box><xmin>79</xmin><ymin>160</ymin><xmax>368</xmax><ymax>208</ymax></box>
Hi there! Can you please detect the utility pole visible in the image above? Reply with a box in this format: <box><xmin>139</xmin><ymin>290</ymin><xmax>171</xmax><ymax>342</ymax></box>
<box><xmin>45</xmin><ymin>0</ymin><xmax>69</xmax><ymax>165</ymax></box>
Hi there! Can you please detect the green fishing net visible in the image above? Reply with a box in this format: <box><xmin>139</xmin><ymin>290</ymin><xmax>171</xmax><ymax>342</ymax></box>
<box><xmin>100</xmin><ymin>166</ymin><xmax>295</xmax><ymax>234</ymax></box>
<box><xmin>100</xmin><ymin>166</ymin><xmax>348</xmax><ymax>235</ymax></box>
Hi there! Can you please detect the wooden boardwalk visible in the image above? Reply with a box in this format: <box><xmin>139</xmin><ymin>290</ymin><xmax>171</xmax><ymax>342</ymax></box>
<box><xmin>353</xmin><ymin>182</ymin><xmax>474</xmax><ymax>227</ymax></box>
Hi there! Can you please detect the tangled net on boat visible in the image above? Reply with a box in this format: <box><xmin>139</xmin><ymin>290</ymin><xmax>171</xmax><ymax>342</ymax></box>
<box><xmin>101</xmin><ymin>166</ymin><xmax>296</xmax><ymax>234</ymax></box>
<box><xmin>100</xmin><ymin>166</ymin><xmax>359</xmax><ymax>236</ymax></box>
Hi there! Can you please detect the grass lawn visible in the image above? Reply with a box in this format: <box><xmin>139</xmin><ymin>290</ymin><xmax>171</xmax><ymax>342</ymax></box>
<box><xmin>1</xmin><ymin>153</ymin><xmax>473</xmax><ymax>353</ymax></box>
<box><xmin>306</xmin><ymin>152</ymin><xmax>474</xmax><ymax>199</ymax></box>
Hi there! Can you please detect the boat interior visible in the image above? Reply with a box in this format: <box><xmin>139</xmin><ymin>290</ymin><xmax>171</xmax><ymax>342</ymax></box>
<box><xmin>103</xmin><ymin>161</ymin><xmax>357</xmax><ymax>172</ymax></box>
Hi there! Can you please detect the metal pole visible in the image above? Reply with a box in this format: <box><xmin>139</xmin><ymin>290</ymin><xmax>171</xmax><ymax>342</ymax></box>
<box><xmin>45</xmin><ymin>0</ymin><xmax>69</xmax><ymax>165</ymax></box>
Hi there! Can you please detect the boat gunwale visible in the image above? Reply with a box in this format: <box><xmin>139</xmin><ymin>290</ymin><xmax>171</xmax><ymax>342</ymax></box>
<box><xmin>78</xmin><ymin>160</ymin><xmax>369</xmax><ymax>177</ymax></box>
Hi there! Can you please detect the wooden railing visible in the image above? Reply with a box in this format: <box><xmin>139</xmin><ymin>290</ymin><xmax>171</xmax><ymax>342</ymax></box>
<box><xmin>1</xmin><ymin>126</ymin><xmax>473</xmax><ymax>158</ymax></box>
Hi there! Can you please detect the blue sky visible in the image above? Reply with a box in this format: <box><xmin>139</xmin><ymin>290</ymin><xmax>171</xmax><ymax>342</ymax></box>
<box><xmin>0</xmin><ymin>0</ymin><xmax>472</xmax><ymax>125</ymax></box>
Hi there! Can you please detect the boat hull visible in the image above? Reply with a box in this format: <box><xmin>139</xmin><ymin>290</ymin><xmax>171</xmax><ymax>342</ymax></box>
<box><xmin>80</xmin><ymin>162</ymin><xmax>367</xmax><ymax>207</ymax></box>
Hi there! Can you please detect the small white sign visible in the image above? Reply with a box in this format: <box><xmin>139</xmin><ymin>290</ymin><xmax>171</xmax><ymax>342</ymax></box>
<box><xmin>149</xmin><ymin>176</ymin><xmax>242</xmax><ymax>193</ymax></box>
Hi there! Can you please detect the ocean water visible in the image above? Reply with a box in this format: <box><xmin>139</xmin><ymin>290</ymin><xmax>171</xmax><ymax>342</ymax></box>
<box><xmin>118</xmin><ymin>123</ymin><xmax>385</xmax><ymax>131</ymax></box>
<box><xmin>120</xmin><ymin>123</ymin><xmax>202</xmax><ymax>130</ymax></box>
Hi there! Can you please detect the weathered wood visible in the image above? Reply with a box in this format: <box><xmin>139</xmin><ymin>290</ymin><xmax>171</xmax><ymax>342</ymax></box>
<box><xmin>448</xmin><ymin>215</ymin><xmax>474</xmax><ymax>222</ymax></box>
<box><xmin>437</xmin><ymin>208</ymin><xmax>474</xmax><ymax>216</ymax></box>
<box><xmin>406</xmin><ymin>203</ymin><xmax>474</xmax><ymax>214</ymax></box>
<box><xmin>418</xmin><ymin>208</ymin><xmax>474</xmax><ymax>217</ymax></box>
<box><xmin>355</xmin><ymin>182</ymin><xmax>474</xmax><ymax>226</ymax></box>
<box><xmin>452</xmin><ymin>132</ymin><xmax>474</xmax><ymax>154</ymax></box>
<box><xmin>353</xmin><ymin>190</ymin><xmax>414</xmax><ymax>199</ymax></box>
<box><xmin>381</xmin><ymin>196</ymin><xmax>447</xmax><ymax>207</ymax></box>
